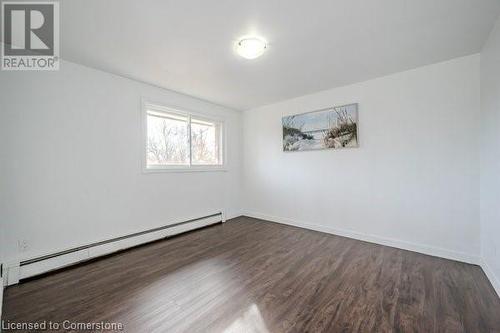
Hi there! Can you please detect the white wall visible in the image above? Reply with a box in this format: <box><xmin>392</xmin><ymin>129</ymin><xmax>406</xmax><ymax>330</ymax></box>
<box><xmin>480</xmin><ymin>16</ymin><xmax>500</xmax><ymax>295</ymax></box>
<box><xmin>0</xmin><ymin>61</ymin><xmax>242</xmax><ymax>268</ymax></box>
<box><xmin>242</xmin><ymin>55</ymin><xmax>481</xmax><ymax>263</ymax></box>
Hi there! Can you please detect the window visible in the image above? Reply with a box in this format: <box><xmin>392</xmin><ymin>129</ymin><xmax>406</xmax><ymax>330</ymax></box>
<box><xmin>144</xmin><ymin>102</ymin><xmax>224</xmax><ymax>171</ymax></box>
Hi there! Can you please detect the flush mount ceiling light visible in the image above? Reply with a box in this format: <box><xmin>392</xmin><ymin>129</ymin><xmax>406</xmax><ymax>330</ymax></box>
<box><xmin>236</xmin><ymin>37</ymin><xmax>267</xmax><ymax>59</ymax></box>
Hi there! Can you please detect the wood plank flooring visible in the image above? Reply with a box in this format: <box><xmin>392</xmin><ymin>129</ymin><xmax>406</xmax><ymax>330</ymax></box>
<box><xmin>3</xmin><ymin>217</ymin><xmax>500</xmax><ymax>332</ymax></box>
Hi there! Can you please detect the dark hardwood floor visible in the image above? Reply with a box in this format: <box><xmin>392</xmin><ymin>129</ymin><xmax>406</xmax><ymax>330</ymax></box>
<box><xmin>3</xmin><ymin>217</ymin><xmax>500</xmax><ymax>332</ymax></box>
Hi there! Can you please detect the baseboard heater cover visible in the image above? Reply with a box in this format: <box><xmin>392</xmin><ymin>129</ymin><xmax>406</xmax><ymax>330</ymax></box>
<box><xmin>17</xmin><ymin>212</ymin><xmax>223</xmax><ymax>281</ymax></box>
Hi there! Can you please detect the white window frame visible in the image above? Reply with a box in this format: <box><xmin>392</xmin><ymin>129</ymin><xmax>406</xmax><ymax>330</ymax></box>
<box><xmin>142</xmin><ymin>100</ymin><xmax>227</xmax><ymax>173</ymax></box>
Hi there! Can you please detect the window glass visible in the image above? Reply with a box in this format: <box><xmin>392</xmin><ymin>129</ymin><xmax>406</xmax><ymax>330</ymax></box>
<box><xmin>146</xmin><ymin>111</ymin><xmax>189</xmax><ymax>166</ymax></box>
<box><xmin>191</xmin><ymin>117</ymin><xmax>221</xmax><ymax>165</ymax></box>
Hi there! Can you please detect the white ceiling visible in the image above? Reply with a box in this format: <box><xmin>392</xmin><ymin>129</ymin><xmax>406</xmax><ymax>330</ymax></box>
<box><xmin>61</xmin><ymin>0</ymin><xmax>500</xmax><ymax>110</ymax></box>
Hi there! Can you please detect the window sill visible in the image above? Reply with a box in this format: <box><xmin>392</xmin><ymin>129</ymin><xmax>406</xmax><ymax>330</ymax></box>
<box><xmin>143</xmin><ymin>166</ymin><xmax>228</xmax><ymax>174</ymax></box>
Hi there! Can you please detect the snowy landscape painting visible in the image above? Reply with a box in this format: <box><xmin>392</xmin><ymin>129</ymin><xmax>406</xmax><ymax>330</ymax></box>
<box><xmin>282</xmin><ymin>103</ymin><xmax>358</xmax><ymax>151</ymax></box>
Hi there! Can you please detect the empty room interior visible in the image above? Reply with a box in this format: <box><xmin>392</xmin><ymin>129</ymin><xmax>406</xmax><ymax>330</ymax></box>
<box><xmin>2</xmin><ymin>0</ymin><xmax>500</xmax><ymax>332</ymax></box>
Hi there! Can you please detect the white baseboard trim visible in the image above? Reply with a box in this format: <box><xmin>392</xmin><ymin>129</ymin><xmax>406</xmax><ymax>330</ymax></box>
<box><xmin>226</xmin><ymin>212</ymin><xmax>243</xmax><ymax>221</ymax></box>
<box><xmin>244</xmin><ymin>212</ymin><xmax>480</xmax><ymax>265</ymax></box>
<box><xmin>5</xmin><ymin>213</ymin><xmax>223</xmax><ymax>286</ymax></box>
<box><xmin>480</xmin><ymin>259</ymin><xmax>500</xmax><ymax>298</ymax></box>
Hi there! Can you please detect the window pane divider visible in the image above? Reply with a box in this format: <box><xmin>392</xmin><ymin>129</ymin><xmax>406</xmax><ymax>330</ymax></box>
<box><xmin>188</xmin><ymin>115</ymin><xmax>193</xmax><ymax>167</ymax></box>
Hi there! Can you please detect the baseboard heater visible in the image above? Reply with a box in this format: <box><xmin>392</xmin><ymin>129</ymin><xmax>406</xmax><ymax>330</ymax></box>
<box><xmin>16</xmin><ymin>212</ymin><xmax>223</xmax><ymax>282</ymax></box>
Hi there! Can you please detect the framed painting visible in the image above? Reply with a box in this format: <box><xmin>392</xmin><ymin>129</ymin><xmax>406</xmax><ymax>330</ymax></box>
<box><xmin>282</xmin><ymin>103</ymin><xmax>358</xmax><ymax>151</ymax></box>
